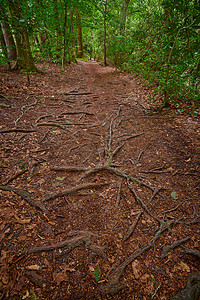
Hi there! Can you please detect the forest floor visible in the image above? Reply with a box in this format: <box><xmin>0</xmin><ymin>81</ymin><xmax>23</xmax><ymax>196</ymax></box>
<box><xmin>0</xmin><ymin>60</ymin><xmax>200</xmax><ymax>300</ymax></box>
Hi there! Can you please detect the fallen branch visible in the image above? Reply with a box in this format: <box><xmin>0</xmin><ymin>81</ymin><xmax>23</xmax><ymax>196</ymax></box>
<box><xmin>122</xmin><ymin>210</ymin><xmax>143</xmax><ymax>242</ymax></box>
<box><xmin>43</xmin><ymin>181</ymin><xmax>110</xmax><ymax>202</ymax></box>
<box><xmin>0</xmin><ymin>185</ymin><xmax>47</xmax><ymax>214</ymax></box>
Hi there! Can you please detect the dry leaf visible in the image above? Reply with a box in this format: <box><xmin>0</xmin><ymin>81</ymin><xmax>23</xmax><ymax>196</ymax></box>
<box><xmin>1</xmin><ymin>250</ymin><xmax>6</xmax><ymax>261</ymax></box>
<box><xmin>173</xmin><ymin>262</ymin><xmax>190</xmax><ymax>273</ymax></box>
<box><xmin>1</xmin><ymin>271</ymin><xmax>9</xmax><ymax>284</ymax></box>
<box><xmin>14</xmin><ymin>215</ymin><xmax>31</xmax><ymax>224</ymax></box>
<box><xmin>26</xmin><ymin>265</ymin><xmax>41</xmax><ymax>270</ymax></box>
<box><xmin>132</xmin><ymin>260</ymin><xmax>140</xmax><ymax>279</ymax></box>
<box><xmin>53</xmin><ymin>272</ymin><xmax>68</xmax><ymax>285</ymax></box>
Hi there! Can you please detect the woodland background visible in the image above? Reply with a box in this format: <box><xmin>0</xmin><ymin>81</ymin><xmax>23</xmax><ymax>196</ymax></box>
<box><xmin>0</xmin><ymin>0</ymin><xmax>199</xmax><ymax>110</ymax></box>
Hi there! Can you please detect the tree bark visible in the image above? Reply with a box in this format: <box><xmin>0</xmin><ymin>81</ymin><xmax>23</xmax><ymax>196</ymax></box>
<box><xmin>7</xmin><ymin>0</ymin><xmax>39</xmax><ymax>72</ymax></box>
<box><xmin>120</xmin><ymin>0</ymin><xmax>131</xmax><ymax>34</ymax></box>
<box><xmin>1</xmin><ymin>16</ymin><xmax>17</xmax><ymax>60</ymax></box>
<box><xmin>76</xmin><ymin>8</ymin><xmax>83</xmax><ymax>58</ymax></box>
<box><xmin>104</xmin><ymin>0</ymin><xmax>108</xmax><ymax>66</ymax></box>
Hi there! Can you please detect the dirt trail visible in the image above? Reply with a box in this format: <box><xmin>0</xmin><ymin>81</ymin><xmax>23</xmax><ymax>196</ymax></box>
<box><xmin>0</xmin><ymin>60</ymin><xmax>200</xmax><ymax>299</ymax></box>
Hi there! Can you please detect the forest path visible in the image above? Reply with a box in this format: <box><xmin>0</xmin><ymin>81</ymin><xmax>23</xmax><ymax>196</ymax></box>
<box><xmin>0</xmin><ymin>60</ymin><xmax>200</xmax><ymax>299</ymax></box>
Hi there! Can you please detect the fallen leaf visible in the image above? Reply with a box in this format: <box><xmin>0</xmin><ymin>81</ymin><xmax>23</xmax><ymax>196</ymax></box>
<box><xmin>132</xmin><ymin>260</ymin><xmax>140</xmax><ymax>279</ymax></box>
<box><xmin>14</xmin><ymin>215</ymin><xmax>31</xmax><ymax>224</ymax></box>
<box><xmin>1</xmin><ymin>250</ymin><xmax>6</xmax><ymax>261</ymax></box>
<box><xmin>173</xmin><ymin>262</ymin><xmax>190</xmax><ymax>273</ymax></box>
<box><xmin>26</xmin><ymin>265</ymin><xmax>41</xmax><ymax>270</ymax></box>
<box><xmin>53</xmin><ymin>272</ymin><xmax>68</xmax><ymax>285</ymax></box>
<box><xmin>48</xmin><ymin>221</ymin><xmax>56</xmax><ymax>226</ymax></box>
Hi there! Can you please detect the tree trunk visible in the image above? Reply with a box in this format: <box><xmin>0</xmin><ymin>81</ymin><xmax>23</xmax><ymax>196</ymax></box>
<box><xmin>120</xmin><ymin>0</ymin><xmax>131</xmax><ymax>34</ymax></box>
<box><xmin>104</xmin><ymin>0</ymin><xmax>108</xmax><ymax>66</ymax></box>
<box><xmin>76</xmin><ymin>8</ymin><xmax>83</xmax><ymax>58</ymax></box>
<box><xmin>1</xmin><ymin>17</ymin><xmax>17</xmax><ymax>60</ymax></box>
<box><xmin>7</xmin><ymin>0</ymin><xmax>39</xmax><ymax>72</ymax></box>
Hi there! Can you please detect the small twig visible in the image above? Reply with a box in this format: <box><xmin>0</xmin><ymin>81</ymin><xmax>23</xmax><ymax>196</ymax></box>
<box><xmin>122</xmin><ymin>210</ymin><xmax>143</xmax><ymax>242</ymax></box>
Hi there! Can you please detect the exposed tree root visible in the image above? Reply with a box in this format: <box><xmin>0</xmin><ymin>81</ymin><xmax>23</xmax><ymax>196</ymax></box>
<box><xmin>3</xmin><ymin>168</ymin><xmax>28</xmax><ymax>185</ymax></box>
<box><xmin>181</xmin><ymin>246</ymin><xmax>200</xmax><ymax>258</ymax></box>
<box><xmin>100</xmin><ymin>220</ymin><xmax>175</xmax><ymax>295</ymax></box>
<box><xmin>0</xmin><ymin>128</ymin><xmax>37</xmax><ymax>133</ymax></box>
<box><xmin>42</xmin><ymin>181</ymin><xmax>110</xmax><ymax>202</ymax></box>
<box><xmin>122</xmin><ymin>210</ymin><xmax>143</xmax><ymax>242</ymax></box>
<box><xmin>161</xmin><ymin>236</ymin><xmax>192</xmax><ymax>258</ymax></box>
<box><xmin>0</xmin><ymin>185</ymin><xmax>47</xmax><ymax>214</ymax></box>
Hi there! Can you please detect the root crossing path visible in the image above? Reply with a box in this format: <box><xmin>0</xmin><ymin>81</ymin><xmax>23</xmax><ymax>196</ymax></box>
<box><xmin>0</xmin><ymin>60</ymin><xmax>200</xmax><ymax>299</ymax></box>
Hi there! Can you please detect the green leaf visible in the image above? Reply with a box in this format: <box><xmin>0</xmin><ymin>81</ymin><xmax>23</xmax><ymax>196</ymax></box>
<box><xmin>52</xmin><ymin>130</ymin><xmax>57</xmax><ymax>133</ymax></box>
<box><xmin>56</xmin><ymin>177</ymin><xmax>65</xmax><ymax>181</ymax></box>
<box><xmin>94</xmin><ymin>266</ymin><xmax>101</xmax><ymax>282</ymax></box>
<box><xmin>171</xmin><ymin>192</ymin><xmax>178</xmax><ymax>199</ymax></box>
<box><xmin>66</xmin><ymin>120</ymin><xmax>70</xmax><ymax>124</ymax></box>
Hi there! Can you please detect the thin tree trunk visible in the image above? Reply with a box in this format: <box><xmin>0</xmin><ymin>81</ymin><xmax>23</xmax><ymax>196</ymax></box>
<box><xmin>7</xmin><ymin>0</ymin><xmax>39</xmax><ymax>72</ymax></box>
<box><xmin>76</xmin><ymin>8</ymin><xmax>83</xmax><ymax>58</ymax></box>
<box><xmin>1</xmin><ymin>16</ymin><xmax>17</xmax><ymax>60</ymax></box>
<box><xmin>120</xmin><ymin>0</ymin><xmax>131</xmax><ymax>34</ymax></box>
<box><xmin>104</xmin><ymin>0</ymin><xmax>108</xmax><ymax>66</ymax></box>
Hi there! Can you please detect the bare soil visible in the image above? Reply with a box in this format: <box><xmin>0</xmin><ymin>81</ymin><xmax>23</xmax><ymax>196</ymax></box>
<box><xmin>0</xmin><ymin>60</ymin><xmax>200</xmax><ymax>300</ymax></box>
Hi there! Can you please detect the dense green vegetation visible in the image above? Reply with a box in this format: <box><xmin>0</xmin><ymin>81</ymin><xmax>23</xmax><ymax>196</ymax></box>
<box><xmin>0</xmin><ymin>0</ymin><xmax>199</xmax><ymax>109</ymax></box>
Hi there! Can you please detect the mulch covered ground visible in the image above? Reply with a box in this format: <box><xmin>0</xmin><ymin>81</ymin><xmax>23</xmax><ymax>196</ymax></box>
<box><xmin>0</xmin><ymin>60</ymin><xmax>200</xmax><ymax>299</ymax></box>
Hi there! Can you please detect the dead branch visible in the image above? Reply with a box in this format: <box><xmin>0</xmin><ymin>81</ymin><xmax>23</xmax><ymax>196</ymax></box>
<box><xmin>0</xmin><ymin>128</ymin><xmax>37</xmax><ymax>133</ymax></box>
<box><xmin>161</xmin><ymin>236</ymin><xmax>192</xmax><ymax>258</ymax></box>
<box><xmin>0</xmin><ymin>185</ymin><xmax>47</xmax><ymax>214</ymax></box>
<box><xmin>43</xmin><ymin>181</ymin><xmax>110</xmax><ymax>202</ymax></box>
<box><xmin>122</xmin><ymin>210</ymin><xmax>143</xmax><ymax>242</ymax></box>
